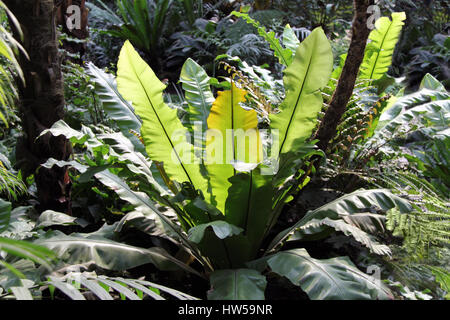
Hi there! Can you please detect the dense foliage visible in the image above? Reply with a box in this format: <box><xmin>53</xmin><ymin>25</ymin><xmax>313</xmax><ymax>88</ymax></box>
<box><xmin>0</xmin><ymin>0</ymin><xmax>448</xmax><ymax>301</ymax></box>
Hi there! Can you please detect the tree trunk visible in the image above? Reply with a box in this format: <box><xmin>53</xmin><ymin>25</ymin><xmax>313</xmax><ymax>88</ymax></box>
<box><xmin>314</xmin><ymin>0</ymin><xmax>374</xmax><ymax>152</ymax></box>
<box><xmin>5</xmin><ymin>0</ymin><xmax>72</xmax><ymax>213</ymax></box>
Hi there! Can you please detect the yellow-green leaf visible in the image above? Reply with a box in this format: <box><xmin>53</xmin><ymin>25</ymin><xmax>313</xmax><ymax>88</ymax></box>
<box><xmin>116</xmin><ymin>41</ymin><xmax>207</xmax><ymax>193</ymax></box>
<box><xmin>270</xmin><ymin>27</ymin><xmax>333</xmax><ymax>157</ymax></box>
<box><xmin>205</xmin><ymin>83</ymin><xmax>262</xmax><ymax>213</ymax></box>
<box><xmin>360</xmin><ymin>12</ymin><xmax>406</xmax><ymax>80</ymax></box>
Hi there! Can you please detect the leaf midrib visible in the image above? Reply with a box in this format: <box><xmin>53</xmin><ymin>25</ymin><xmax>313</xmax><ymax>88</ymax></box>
<box><xmin>130</xmin><ymin>60</ymin><xmax>194</xmax><ymax>186</ymax></box>
<box><xmin>279</xmin><ymin>51</ymin><xmax>314</xmax><ymax>155</ymax></box>
<box><xmin>368</xmin><ymin>18</ymin><xmax>394</xmax><ymax>80</ymax></box>
<box><xmin>283</xmin><ymin>251</ymin><xmax>345</xmax><ymax>298</ymax></box>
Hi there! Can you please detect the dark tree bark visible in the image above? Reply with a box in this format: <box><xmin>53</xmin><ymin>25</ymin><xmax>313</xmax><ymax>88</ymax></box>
<box><xmin>314</xmin><ymin>0</ymin><xmax>374</xmax><ymax>152</ymax></box>
<box><xmin>5</xmin><ymin>0</ymin><xmax>72</xmax><ymax>213</ymax></box>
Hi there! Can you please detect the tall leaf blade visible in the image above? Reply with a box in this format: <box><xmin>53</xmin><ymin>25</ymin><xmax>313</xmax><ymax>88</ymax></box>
<box><xmin>179</xmin><ymin>58</ymin><xmax>214</xmax><ymax>134</ymax></box>
<box><xmin>270</xmin><ymin>27</ymin><xmax>333</xmax><ymax>157</ymax></box>
<box><xmin>224</xmin><ymin>172</ymin><xmax>273</xmax><ymax>263</ymax></box>
<box><xmin>205</xmin><ymin>83</ymin><xmax>261</xmax><ymax>213</ymax></box>
<box><xmin>86</xmin><ymin>62</ymin><xmax>144</xmax><ymax>153</ymax></box>
<box><xmin>116</xmin><ymin>41</ymin><xmax>207</xmax><ymax>192</ymax></box>
<box><xmin>360</xmin><ymin>12</ymin><xmax>406</xmax><ymax>80</ymax></box>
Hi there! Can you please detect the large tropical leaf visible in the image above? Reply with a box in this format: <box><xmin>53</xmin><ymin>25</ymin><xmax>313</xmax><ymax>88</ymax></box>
<box><xmin>267</xmin><ymin>189</ymin><xmax>412</xmax><ymax>252</ymax></box>
<box><xmin>205</xmin><ymin>82</ymin><xmax>261</xmax><ymax>213</ymax></box>
<box><xmin>289</xmin><ymin>218</ymin><xmax>392</xmax><ymax>256</ymax></box>
<box><xmin>270</xmin><ymin>27</ymin><xmax>333</xmax><ymax>159</ymax></box>
<box><xmin>250</xmin><ymin>249</ymin><xmax>392</xmax><ymax>300</ymax></box>
<box><xmin>359</xmin><ymin>12</ymin><xmax>406</xmax><ymax>80</ymax></box>
<box><xmin>41</xmin><ymin>157</ymin><xmax>210</xmax><ymax>270</ymax></box>
<box><xmin>374</xmin><ymin>88</ymin><xmax>449</xmax><ymax>136</ymax></box>
<box><xmin>86</xmin><ymin>62</ymin><xmax>144</xmax><ymax>153</ymax></box>
<box><xmin>206</xmin><ymin>82</ymin><xmax>261</xmax><ymax>164</ymax></box>
<box><xmin>188</xmin><ymin>221</ymin><xmax>243</xmax><ymax>244</ymax></box>
<box><xmin>179</xmin><ymin>58</ymin><xmax>214</xmax><ymax>135</ymax></box>
<box><xmin>116</xmin><ymin>41</ymin><xmax>207</xmax><ymax>193</ymax></box>
<box><xmin>222</xmin><ymin>172</ymin><xmax>273</xmax><ymax>264</ymax></box>
<box><xmin>34</xmin><ymin>230</ymin><xmax>198</xmax><ymax>274</ymax></box>
<box><xmin>207</xmin><ymin>269</ymin><xmax>267</xmax><ymax>300</ymax></box>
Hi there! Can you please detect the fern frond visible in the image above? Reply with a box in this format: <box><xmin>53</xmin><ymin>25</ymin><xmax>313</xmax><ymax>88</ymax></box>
<box><xmin>218</xmin><ymin>61</ymin><xmax>273</xmax><ymax>118</ymax></box>
<box><xmin>0</xmin><ymin>162</ymin><xmax>27</xmax><ymax>201</ymax></box>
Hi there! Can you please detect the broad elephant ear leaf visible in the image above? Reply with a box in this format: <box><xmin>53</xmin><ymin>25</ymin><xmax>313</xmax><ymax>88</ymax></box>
<box><xmin>267</xmin><ymin>189</ymin><xmax>412</xmax><ymax>252</ymax></box>
<box><xmin>270</xmin><ymin>27</ymin><xmax>333</xmax><ymax>158</ymax></box>
<box><xmin>116</xmin><ymin>41</ymin><xmax>207</xmax><ymax>193</ymax></box>
<box><xmin>252</xmin><ymin>249</ymin><xmax>392</xmax><ymax>300</ymax></box>
<box><xmin>359</xmin><ymin>12</ymin><xmax>406</xmax><ymax>80</ymax></box>
<box><xmin>34</xmin><ymin>230</ymin><xmax>200</xmax><ymax>276</ymax></box>
<box><xmin>207</xmin><ymin>268</ymin><xmax>267</xmax><ymax>300</ymax></box>
<box><xmin>289</xmin><ymin>218</ymin><xmax>392</xmax><ymax>256</ymax></box>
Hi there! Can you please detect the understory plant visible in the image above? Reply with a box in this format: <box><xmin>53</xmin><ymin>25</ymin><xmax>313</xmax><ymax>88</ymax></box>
<box><xmin>0</xmin><ymin>0</ymin><xmax>27</xmax><ymax>127</ymax></box>
<box><xmin>315</xmin><ymin>10</ymin><xmax>449</xmax><ymax>299</ymax></box>
<box><xmin>37</xmin><ymin>17</ymin><xmax>417</xmax><ymax>299</ymax></box>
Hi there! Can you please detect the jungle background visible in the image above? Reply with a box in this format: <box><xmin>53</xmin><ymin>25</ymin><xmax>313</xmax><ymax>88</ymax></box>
<box><xmin>0</xmin><ymin>0</ymin><xmax>449</xmax><ymax>301</ymax></box>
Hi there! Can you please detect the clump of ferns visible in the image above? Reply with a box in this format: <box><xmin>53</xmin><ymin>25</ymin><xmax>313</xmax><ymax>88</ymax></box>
<box><xmin>317</xmin><ymin>76</ymin><xmax>377</xmax><ymax>138</ymax></box>
<box><xmin>327</xmin><ymin>94</ymin><xmax>391</xmax><ymax>168</ymax></box>
<box><xmin>374</xmin><ymin>171</ymin><xmax>450</xmax><ymax>261</ymax></box>
<box><xmin>0</xmin><ymin>160</ymin><xmax>27</xmax><ymax>201</ymax></box>
<box><xmin>226</xmin><ymin>33</ymin><xmax>275</xmax><ymax>66</ymax></box>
